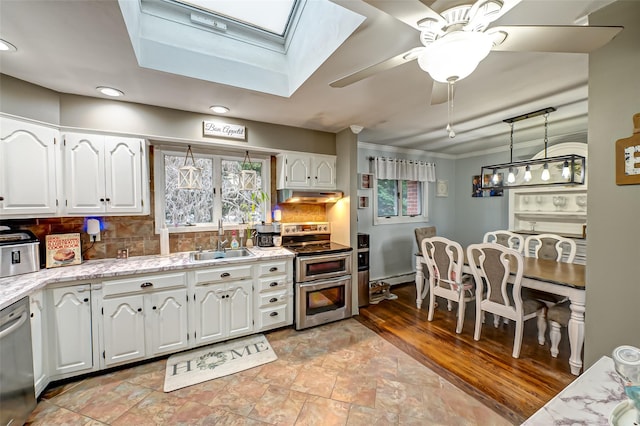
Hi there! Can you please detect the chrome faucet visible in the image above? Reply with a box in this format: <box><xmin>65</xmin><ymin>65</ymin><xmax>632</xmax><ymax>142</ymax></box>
<box><xmin>217</xmin><ymin>219</ymin><xmax>228</xmax><ymax>251</ymax></box>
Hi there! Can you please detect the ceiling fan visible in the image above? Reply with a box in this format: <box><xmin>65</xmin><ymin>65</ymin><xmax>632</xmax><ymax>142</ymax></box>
<box><xmin>330</xmin><ymin>0</ymin><xmax>623</xmax><ymax>105</ymax></box>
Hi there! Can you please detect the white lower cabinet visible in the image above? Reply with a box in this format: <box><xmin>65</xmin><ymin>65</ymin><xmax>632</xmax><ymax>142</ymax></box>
<box><xmin>193</xmin><ymin>266</ymin><xmax>253</xmax><ymax>346</ymax></box>
<box><xmin>101</xmin><ymin>273</ymin><xmax>188</xmax><ymax>367</ymax></box>
<box><xmin>29</xmin><ymin>290</ymin><xmax>49</xmax><ymax>396</ymax></box>
<box><xmin>254</xmin><ymin>260</ymin><xmax>293</xmax><ymax>331</ymax></box>
<box><xmin>48</xmin><ymin>284</ymin><xmax>94</xmax><ymax>378</ymax></box>
<box><xmin>35</xmin><ymin>256</ymin><xmax>293</xmax><ymax>384</ymax></box>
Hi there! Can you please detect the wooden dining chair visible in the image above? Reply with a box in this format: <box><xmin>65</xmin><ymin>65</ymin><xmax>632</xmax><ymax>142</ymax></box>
<box><xmin>523</xmin><ymin>233</ymin><xmax>577</xmax><ymax>263</ymax></box>
<box><xmin>467</xmin><ymin>243</ymin><xmax>546</xmax><ymax>358</ymax></box>
<box><xmin>421</xmin><ymin>236</ymin><xmax>474</xmax><ymax>334</ymax></box>
<box><xmin>414</xmin><ymin>226</ymin><xmax>437</xmax><ymax>253</ymax></box>
<box><xmin>483</xmin><ymin>230</ymin><xmax>525</xmax><ymax>253</ymax></box>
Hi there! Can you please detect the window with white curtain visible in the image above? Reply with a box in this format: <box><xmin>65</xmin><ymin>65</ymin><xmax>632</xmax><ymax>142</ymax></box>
<box><xmin>154</xmin><ymin>146</ymin><xmax>270</xmax><ymax>233</ymax></box>
<box><xmin>372</xmin><ymin>157</ymin><xmax>435</xmax><ymax>225</ymax></box>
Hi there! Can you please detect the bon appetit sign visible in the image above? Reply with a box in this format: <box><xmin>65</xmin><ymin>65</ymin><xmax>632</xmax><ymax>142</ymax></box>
<box><xmin>203</xmin><ymin>121</ymin><xmax>246</xmax><ymax>140</ymax></box>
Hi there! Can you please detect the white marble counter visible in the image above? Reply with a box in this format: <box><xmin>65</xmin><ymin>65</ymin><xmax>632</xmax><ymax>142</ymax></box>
<box><xmin>0</xmin><ymin>247</ymin><xmax>294</xmax><ymax>310</ymax></box>
<box><xmin>522</xmin><ymin>356</ymin><xmax>628</xmax><ymax>425</ymax></box>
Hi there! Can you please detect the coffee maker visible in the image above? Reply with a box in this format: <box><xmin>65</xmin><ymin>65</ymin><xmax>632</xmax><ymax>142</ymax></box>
<box><xmin>255</xmin><ymin>223</ymin><xmax>281</xmax><ymax>248</ymax></box>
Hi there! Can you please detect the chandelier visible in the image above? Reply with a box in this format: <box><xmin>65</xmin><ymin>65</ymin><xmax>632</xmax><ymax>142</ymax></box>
<box><xmin>481</xmin><ymin>107</ymin><xmax>586</xmax><ymax>189</ymax></box>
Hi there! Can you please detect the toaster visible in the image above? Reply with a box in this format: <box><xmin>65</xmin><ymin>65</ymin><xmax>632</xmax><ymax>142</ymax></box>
<box><xmin>0</xmin><ymin>230</ymin><xmax>40</xmax><ymax>278</ymax></box>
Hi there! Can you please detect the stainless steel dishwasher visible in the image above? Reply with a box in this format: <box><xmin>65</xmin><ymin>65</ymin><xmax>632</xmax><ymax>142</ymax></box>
<box><xmin>0</xmin><ymin>296</ymin><xmax>36</xmax><ymax>426</ymax></box>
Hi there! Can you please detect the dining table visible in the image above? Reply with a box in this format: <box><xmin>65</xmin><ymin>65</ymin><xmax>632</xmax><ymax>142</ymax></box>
<box><xmin>415</xmin><ymin>252</ymin><xmax>586</xmax><ymax>375</ymax></box>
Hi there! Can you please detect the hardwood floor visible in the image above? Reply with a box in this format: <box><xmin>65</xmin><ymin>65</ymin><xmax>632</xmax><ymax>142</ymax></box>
<box><xmin>355</xmin><ymin>283</ymin><xmax>577</xmax><ymax>425</ymax></box>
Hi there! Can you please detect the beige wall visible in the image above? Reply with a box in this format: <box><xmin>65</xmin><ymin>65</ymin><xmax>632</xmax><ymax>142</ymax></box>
<box><xmin>0</xmin><ymin>74</ymin><xmax>336</xmax><ymax>156</ymax></box>
<box><xmin>585</xmin><ymin>0</ymin><xmax>640</xmax><ymax>366</ymax></box>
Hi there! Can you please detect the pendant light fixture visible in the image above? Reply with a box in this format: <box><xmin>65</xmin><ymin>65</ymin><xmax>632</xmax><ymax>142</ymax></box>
<box><xmin>540</xmin><ymin>112</ymin><xmax>551</xmax><ymax>181</ymax></box>
<box><xmin>178</xmin><ymin>145</ymin><xmax>203</xmax><ymax>190</ymax></box>
<box><xmin>480</xmin><ymin>107</ymin><xmax>586</xmax><ymax>189</ymax></box>
<box><xmin>239</xmin><ymin>150</ymin><xmax>258</xmax><ymax>191</ymax></box>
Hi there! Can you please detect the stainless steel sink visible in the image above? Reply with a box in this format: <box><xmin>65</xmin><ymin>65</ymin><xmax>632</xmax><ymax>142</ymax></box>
<box><xmin>189</xmin><ymin>248</ymin><xmax>253</xmax><ymax>261</ymax></box>
<box><xmin>223</xmin><ymin>248</ymin><xmax>253</xmax><ymax>258</ymax></box>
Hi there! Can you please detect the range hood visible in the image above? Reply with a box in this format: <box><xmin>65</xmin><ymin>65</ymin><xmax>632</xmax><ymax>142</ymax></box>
<box><xmin>277</xmin><ymin>189</ymin><xmax>343</xmax><ymax>204</ymax></box>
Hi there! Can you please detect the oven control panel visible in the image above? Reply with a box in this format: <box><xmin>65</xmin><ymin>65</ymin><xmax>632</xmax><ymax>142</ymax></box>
<box><xmin>281</xmin><ymin>222</ymin><xmax>330</xmax><ymax>235</ymax></box>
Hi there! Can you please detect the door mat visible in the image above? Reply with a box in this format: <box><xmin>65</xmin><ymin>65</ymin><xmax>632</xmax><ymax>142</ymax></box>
<box><xmin>164</xmin><ymin>334</ymin><xmax>277</xmax><ymax>392</ymax></box>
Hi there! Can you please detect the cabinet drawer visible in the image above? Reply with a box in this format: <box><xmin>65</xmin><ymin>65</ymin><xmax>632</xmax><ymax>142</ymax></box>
<box><xmin>103</xmin><ymin>272</ymin><xmax>186</xmax><ymax>297</ymax></box>
<box><xmin>257</xmin><ymin>305</ymin><xmax>288</xmax><ymax>329</ymax></box>
<box><xmin>258</xmin><ymin>289</ymin><xmax>287</xmax><ymax>308</ymax></box>
<box><xmin>195</xmin><ymin>265</ymin><xmax>253</xmax><ymax>284</ymax></box>
<box><xmin>257</xmin><ymin>261</ymin><xmax>288</xmax><ymax>277</ymax></box>
<box><xmin>256</xmin><ymin>276</ymin><xmax>288</xmax><ymax>293</ymax></box>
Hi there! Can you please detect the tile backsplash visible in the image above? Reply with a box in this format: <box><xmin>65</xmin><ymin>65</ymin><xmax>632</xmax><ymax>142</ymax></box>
<box><xmin>1</xmin><ymin>203</ymin><xmax>327</xmax><ymax>262</ymax></box>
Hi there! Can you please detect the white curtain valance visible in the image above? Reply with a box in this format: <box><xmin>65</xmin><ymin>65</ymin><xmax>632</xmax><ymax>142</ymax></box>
<box><xmin>373</xmin><ymin>157</ymin><xmax>436</xmax><ymax>182</ymax></box>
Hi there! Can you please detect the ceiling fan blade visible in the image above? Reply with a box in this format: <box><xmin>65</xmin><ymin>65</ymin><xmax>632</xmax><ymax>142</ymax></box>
<box><xmin>430</xmin><ymin>81</ymin><xmax>449</xmax><ymax>105</ymax></box>
<box><xmin>489</xmin><ymin>25</ymin><xmax>623</xmax><ymax>53</ymax></box>
<box><xmin>363</xmin><ymin>0</ymin><xmax>446</xmax><ymax>31</ymax></box>
<box><xmin>467</xmin><ymin>0</ymin><xmax>522</xmax><ymax>26</ymax></box>
<box><xmin>330</xmin><ymin>48</ymin><xmax>423</xmax><ymax>88</ymax></box>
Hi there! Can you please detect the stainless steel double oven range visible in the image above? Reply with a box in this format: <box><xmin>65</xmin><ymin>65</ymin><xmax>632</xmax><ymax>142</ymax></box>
<box><xmin>281</xmin><ymin>223</ymin><xmax>353</xmax><ymax>330</ymax></box>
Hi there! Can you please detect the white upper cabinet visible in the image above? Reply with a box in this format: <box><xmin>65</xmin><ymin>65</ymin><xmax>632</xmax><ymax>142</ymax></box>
<box><xmin>276</xmin><ymin>153</ymin><xmax>336</xmax><ymax>190</ymax></box>
<box><xmin>0</xmin><ymin>117</ymin><xmax>59</xmax><ymax>217</ymax></box>
<box><xmin>63</xmin><ymin>133</ymin><xmax>148</xmax><ymax>215</ymax></box>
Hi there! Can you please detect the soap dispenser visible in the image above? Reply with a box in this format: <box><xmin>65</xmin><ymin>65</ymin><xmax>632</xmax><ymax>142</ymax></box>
<box><xmin>230</xmin><ymin>230</ymin><xmax>240</xmax><ymax>249</ymax></box>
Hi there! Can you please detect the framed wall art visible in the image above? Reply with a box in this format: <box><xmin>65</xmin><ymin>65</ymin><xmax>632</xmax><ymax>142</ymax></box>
<box><xmin>359</xmin><ymin>173</ymin><xmax>373</xmax><ymax>189</ymax></box>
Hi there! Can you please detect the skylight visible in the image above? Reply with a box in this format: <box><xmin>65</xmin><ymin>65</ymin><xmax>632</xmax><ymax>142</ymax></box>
<box><xmin>176</xmin><ymin>0</ymin><xmax>296</xmax><ymax>36</ymax></box>
<box><xmin>119</xmin><ymin>0</ymin><xmax>365</xmax><ymax>97</ymax></box>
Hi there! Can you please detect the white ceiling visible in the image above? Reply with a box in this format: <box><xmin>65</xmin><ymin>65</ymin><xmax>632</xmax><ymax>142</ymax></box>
<box><xmin>0</xmin><ymin>0</ymin><xmax>619</xmax><ymax>156</ymax></box>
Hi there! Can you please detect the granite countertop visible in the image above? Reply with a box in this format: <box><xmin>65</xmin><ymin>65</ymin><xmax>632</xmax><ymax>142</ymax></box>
<box><xmin>0</xmin><ymin>247</ymin><xmax>295</xmax><ymax>310</ymax></box>
<box><xmin>523</xmin><ymin>356</ymin><xmax>628</xmax><ymax>425</ymax></box>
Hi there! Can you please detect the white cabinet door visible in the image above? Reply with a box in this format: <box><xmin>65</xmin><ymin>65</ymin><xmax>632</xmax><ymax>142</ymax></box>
<box><xmin>312</xmin><ymin>155</ymin><xmax>336</xmax><ymax>189</ymax></box>
<box><xmin>194</xmin><ymin>285</ymin><xmax>225</xmax><ymax>345</ymax></box>
<box><xmin>0</xmin><ymin>117</ymin><xmax>58</xmax><ymax>216</ymax></box>
<box><xmin>148</xmin><ymin>288</ymin><xmax>188</xmax><ymax>356</ymax></box>
<box><xmin>49</xmin><ymin>285</ymin><xmax>93</xmax><ymax>376</ymax></box>
<box><xmin>102</xmin><ymin>294</ymin><xmax>146</xmax><ymax>366</ymax></box>
<box><xmin>64</xmin><ymin>133</ymin><xmax>105</xmax><ymax>213</ymax></box>
<box><xmin>63</xmin><ymin>132</ymin><xmax>146</xmax><ymax>215</ymax></box>
<box><xmin>277</xmin><ymin>153</ymin><xmax>336</xmax><ymax>190</ymax></box>
<box><xmin>29</xmin><ymin>291</ymin><xmax>48</xmax><ymax>397</ymax></box>
<box><xmin>285</xmin><ymin>154</ymin><xmax>311</xmax><ymax>188</ymax></box>
<box><xmin>227</xmin><ymin>281</ymin><xmax>253</xmax><ymax>338</ymax></box>
<box><xmin>104</xmin><ymin>136</ymin><xmax>144</xmax><ymax>214</ymax></box>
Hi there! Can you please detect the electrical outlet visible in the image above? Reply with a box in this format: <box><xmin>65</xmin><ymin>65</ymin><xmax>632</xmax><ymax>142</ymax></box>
<box><xmin>92</xmin><ymin>232</ymin><xmax>101</xmax><ymax>242</ymax></box>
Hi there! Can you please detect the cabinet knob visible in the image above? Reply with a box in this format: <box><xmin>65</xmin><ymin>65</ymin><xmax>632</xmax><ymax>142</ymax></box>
<box><xmin>137</xmin><ymin>308</ymin><xmax>142</xmax><ymax>312</ymax></box>
<box><xmin>269</xmin><ymin>297</ymin><xmax>278</xmax><ymax>303</ymax></box>
<box><xmin>269</xmin><ymin>312</ymin><xmax>278</xmax><ymax>317</ymax></box>
<box><xmin>140</xmin><ymin>282</ymin><xmax>153</xmax><ymax>288</ymax></box>
<box><xmin>152</xmin><ymin>306</ymin><xmax>157</xmax><ymax>310</ymax></box>
<box><xmin>83</xmin><ymin>298</ymin><xmax>89</xmax><ymax>303</ymax></box>
<box><xmin>100</xmin><ymin>198</ymin><xmax>105</xmax><ymax>202</ymax></box>
<box><xmin>269</xmin><ymin>267</ymin><xmax>278</xmax><ymax>272</ymax></box>
<box><xmin>0</xmin><ymin>196</ymin><xmax>4</xmax><ymax>201</ymax></box>
<box><xmin>31</xmin><ymin>312</ymin><xmax>34</xmax><ymax>318</ymax></box>
<box><xmin>269</xmin><ymin>282</ymin><xmax>278</xmax><ymax>287</ymax></box>
<box><xmin>105</xmin><ymin>198</ymin><xmax>110</xmax><ymax>202</ymax></box>
<box><xmin>221</xmin><ymin>272</ymin><xmax>231</xmax><ymax>278</ymax></box>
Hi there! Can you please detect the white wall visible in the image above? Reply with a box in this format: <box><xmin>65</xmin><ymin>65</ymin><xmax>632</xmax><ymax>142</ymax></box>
<box><xmin>585</xmin><ymin>0</ymin><xmax>640</xmax><ymax>366</ymax></box>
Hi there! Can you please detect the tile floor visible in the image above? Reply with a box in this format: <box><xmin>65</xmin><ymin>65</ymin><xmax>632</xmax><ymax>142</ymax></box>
<box><xmin>27</xmin><ymin>319</ymin><xmax>513</xmax><ymax>425</ymax></box>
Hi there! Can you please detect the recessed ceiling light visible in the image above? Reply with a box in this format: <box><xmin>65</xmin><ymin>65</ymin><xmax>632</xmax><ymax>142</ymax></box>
<box><xmin>0</xmin><ymin>39</ymin><xmax>17</xmax><ymax>52</ymax></box>
<box><xmin>210</xmin><ymin>105</ymin><xmax>230</xmax><ymax>114</ymax></box>
<box><xmin>96</xmin><ymin>86</ymin><xmax>124</xmax><ymax>97</ymax></box>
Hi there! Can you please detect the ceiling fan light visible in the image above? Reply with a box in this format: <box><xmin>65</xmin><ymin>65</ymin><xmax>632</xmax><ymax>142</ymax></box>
<box><xmin>418</xmin><ymin>31</ymin><xmax>493</xmax><ymax>83</ymax></box>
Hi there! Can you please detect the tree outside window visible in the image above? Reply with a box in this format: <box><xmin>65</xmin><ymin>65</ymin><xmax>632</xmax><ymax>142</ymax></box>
<box><xmin>374</xmin><ymin>178</ymin><xmax>427</xmax><ymax>224</ymax></box>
